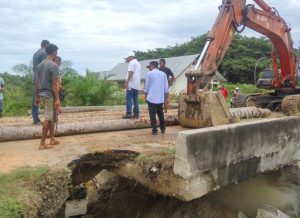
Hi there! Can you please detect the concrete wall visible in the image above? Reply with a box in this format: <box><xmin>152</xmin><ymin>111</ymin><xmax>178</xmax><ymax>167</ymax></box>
<box><xmin>173</xmin><ymin>117</ymin><xmax>300</xmax><ymax>199</ymax></box>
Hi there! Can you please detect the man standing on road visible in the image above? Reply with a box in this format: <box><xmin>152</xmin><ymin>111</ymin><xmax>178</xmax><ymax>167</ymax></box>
<box><xmin>231</xmin><ymin>87</ymin><xmax>240</xmax><ymax>108</ymax></box>
<box><xmin>123</xmin><ymin>52</ymin><xmax>141</xmax><ymax>119</ymax></box>
<box><xmin>145</xmin><ymin>61</ymin><xmax>169</xmax><ymax>135</ymax></box>
<box><xmin>0</xmin><ymin>76</ymin><xmax>4</xmax><ymax>118</ymax></box>
<box><xmin>159</xmin><ymin>58</ymin><xmax>174</xmax><ymax>86</ymax></box>
<box><xmin>32</xmin><ymin>40</ymin><xmax>50</xmax><ymax>125</ymax></box>
<box><xmin>159</xmin><ymin>58</ymin><xmax>174</xmax><ymax>112</ymax></box>
<box><xmin>35</xmin><ymin>44</ymin><xmax>60</xmax><ymax>150</ymax></box>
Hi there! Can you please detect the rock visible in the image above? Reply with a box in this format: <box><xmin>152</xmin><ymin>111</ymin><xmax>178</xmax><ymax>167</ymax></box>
<box><xmin>256</xmin><ymin>205</ymin><xmax>290</xmax><ymax>218</ymax></box>
<box><xmin>65</xmin><ymin>199</ymin><xmax>88</xmax><ymax>218</ymax></box>
<box><xmin>94</xmin><ymin>169</ymin><xmax>118</xmax><ymax>190</ymax></box>
<box><xmin>238</xmin><ymin>211</ymin><xmax>248</xmax><ymax>218</ymax></box>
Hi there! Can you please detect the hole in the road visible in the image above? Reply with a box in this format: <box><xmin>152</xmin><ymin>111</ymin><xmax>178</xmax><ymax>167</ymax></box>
<box><xmin>52</xmin><ymin>151</ymin><xmax>300</xmax><ymax>218</ymax></box>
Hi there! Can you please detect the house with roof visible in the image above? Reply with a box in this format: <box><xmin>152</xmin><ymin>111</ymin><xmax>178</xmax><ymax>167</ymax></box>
<box><xmin>108</xmin><ymin>54</ymin><xmax>226</xmax><ymax>93</ymax></box>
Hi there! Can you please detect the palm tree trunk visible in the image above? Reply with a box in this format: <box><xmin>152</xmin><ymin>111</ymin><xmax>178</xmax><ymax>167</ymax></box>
<box><xmin>0</xmin><ymin>117</ymin><xmax>178</xmax><ymax>142</ymax></box>
<box><xmin>230</xmin><ymin>107</ymin><xmax>271</xmax><ymax>119</ymax></box>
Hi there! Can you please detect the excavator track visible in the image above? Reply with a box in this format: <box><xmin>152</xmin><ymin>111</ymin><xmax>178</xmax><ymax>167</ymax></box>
<box><xmin>234</xmin><ymin>94</ymin><xmax>283</xmax><ymax>111</ymax></box>
<box><xmin>281</xmin><ymin>95</ymin><xmax>300</xmax><ymax>116</ymax></box>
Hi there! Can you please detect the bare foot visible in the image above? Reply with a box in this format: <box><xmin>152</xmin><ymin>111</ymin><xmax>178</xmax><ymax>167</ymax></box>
<box><xmin>38</xmin><ymin>144</ymin><xmax>54</xmax><ymax>150</ymax></box>
<box><xmin>50</xmin><ymin>140</ymin><xmax>60</xmax><ymax>146</ymax></box>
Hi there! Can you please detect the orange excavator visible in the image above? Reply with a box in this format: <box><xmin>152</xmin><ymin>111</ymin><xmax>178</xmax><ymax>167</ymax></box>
<box><xmin>178</xmin><ymin>0</ymin><xmax>299</xmax><ymax>128</ymax></box>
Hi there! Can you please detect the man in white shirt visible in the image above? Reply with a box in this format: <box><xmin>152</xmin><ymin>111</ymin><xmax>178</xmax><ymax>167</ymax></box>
<box><xmin>123</xmin><ymin>52</ymin><xmax>141</xmax><ymax>119</ymax></box>
<box><xmin>145</xmin><ymin>61</ymin><xmax>169</xmax><ymax>135</ymax></box>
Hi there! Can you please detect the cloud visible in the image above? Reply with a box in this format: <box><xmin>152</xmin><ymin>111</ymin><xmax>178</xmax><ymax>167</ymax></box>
<box><xmin>0</xmin><ymin>0</ymin><xmax>299</xmax><ymax>73</ymax></box>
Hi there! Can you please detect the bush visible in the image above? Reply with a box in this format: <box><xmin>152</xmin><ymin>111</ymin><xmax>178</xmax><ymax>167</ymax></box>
<box><xmin>0</xmin><ymin>72</ymin><xmax>32</xmax><ymax>117</ymax></box>
<box><xmin>62</xmin><ymin>72</ymin><xmax>124</xmax><ymax>106</ymax></box>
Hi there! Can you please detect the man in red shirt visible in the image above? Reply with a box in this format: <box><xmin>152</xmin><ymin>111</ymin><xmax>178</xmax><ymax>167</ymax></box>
<box><xmin>219</xmin><ymin>84</ymin><xmax>228</xmax><ymax>100</ymax></box>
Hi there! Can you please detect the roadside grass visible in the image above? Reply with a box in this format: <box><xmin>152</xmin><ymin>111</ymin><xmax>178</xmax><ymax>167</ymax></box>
<box><xmin>0</xmin><ymin>166</ymin><xmax>49</xmax><ymax>218</ymax></box>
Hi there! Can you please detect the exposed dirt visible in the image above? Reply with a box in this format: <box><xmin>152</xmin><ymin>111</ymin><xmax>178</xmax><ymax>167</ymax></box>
<box><xmin>0</xmin><ymin>110</ymin><xmax>283</xmax><ymax>173</ymax></box>
<box><xmin>0</xmin><ymin>109</ymin><xmax>295</xmax><ymax>217</ymax></box>
<box><xmin>0</xmin><ymin>125</ymin><xmax>183</xmax><ymax>173</ymax></box>
<box><xmin>86</xmin><ymin>171</ymin><xmax>237</xmax><ymax>218</ymax></box>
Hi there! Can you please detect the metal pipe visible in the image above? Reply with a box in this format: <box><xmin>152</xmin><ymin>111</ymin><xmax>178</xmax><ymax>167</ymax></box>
<box><xmin>195</xmin><ymin>40</ymin><xmax>211</xmax><ymax>70</ymax></box>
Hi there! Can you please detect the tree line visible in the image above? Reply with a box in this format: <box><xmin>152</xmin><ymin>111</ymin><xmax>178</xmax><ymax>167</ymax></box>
<box><xmin>1</xmin><ymin>33</ymin><xmax>298</xmax><ymax>116</ymax></box>
<box><xmin>135</xmin><ymin>33</ymin><xmax>279</xmax><ymax>84</ymax></box>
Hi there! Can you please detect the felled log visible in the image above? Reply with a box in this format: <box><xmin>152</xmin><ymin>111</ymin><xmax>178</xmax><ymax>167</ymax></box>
<box><xmin>27</xmin><ymin>104</ymin><xmax>179</xmax><ymax>115</ymax></box>
<box><xmin>230</xmin><ymin>107</ymin><xmax>271</xmax><ymax>119</ymax></box>
<box><xmin>1</xmin><ymin>109</ymin><xmax>178</xmax><ymax>127</ymax></box>
<box><xmin>0</xmin><ymin>117</ymin><xmax>179</xmax><ymax>142</ymax></box>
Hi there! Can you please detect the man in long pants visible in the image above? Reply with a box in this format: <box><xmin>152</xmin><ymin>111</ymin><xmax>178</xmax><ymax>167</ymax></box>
<box><xmin>32</xmin><ymin>40</ymin><xmax>50</xmax><ymax>124</ymax></box>
<box><xmin>145</xmin><ymin>61</ymin><xmax>169</xmax><ymax>135</ymax></box>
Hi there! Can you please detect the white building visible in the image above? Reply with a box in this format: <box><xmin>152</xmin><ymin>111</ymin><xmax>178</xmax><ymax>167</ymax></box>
<box><xmin>108</xmin><ymin>54</ymin><xmax>227</xmax><ymax>94</ymax></box>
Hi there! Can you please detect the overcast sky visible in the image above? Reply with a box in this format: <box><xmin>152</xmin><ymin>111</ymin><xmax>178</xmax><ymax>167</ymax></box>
<box><xmin>0</xmin><ymin>0</ymin><xmax>299</xmax><ymax>73</ymax></box>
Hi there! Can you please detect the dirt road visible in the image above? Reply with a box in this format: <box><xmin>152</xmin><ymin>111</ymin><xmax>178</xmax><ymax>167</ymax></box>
<box><xmin>0</xmin><ymin>126</ymin><xmax>184</xmax><ymax>173</ymax></box>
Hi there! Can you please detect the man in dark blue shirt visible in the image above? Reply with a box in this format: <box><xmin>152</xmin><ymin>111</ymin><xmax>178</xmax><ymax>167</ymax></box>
<box><xmin>159</xmin><ymin>58</ymin><xmax>174</xmax><ymax>112</ymax></box>
<box><xmin>32</xmin><ymin>40</ymin><xmax>50</xmax><ymax>125</ymax></box>
<box><xmin>159</xmin><ymin>58</ymin><xmax>174</xmax><ymax>86</ymax></box>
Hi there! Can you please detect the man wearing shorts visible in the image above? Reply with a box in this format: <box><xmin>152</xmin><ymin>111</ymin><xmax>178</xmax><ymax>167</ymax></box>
<box><xmin>35</xmin><ymin>44</ymin><xmax>60</xmax><ymax>149</ymax></box>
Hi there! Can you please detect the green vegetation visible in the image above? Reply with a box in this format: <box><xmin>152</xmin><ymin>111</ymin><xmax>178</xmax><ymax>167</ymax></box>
<box><xmin>0</xmin><ymin>166</ymin><xmax>49</xmax><ymax>218</ymax></box>
<box><xmin>62</xmin><ymin>70</ymin><xmax>124</xmax><ymax>106</ymax></box>
<box><xmin>0</xmin><ymin>64</ymin><xmax>127</xmax><ymax>116</ymax></box>
<box><xmin>0</xmin><ymin>72</ymin><xmax>32</xmax><ymax>117</ymax></box>
<box><xmin>220</xmin><ymin>83</ymin><xmax>267</xmax><ymax>105</ymax></box>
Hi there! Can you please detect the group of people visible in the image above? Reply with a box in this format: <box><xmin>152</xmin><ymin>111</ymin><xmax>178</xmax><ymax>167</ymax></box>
<box><xmin>1</xmin><ymin>42</ymin><xmax>241</xmax><ymax>147</ymax></box>
<box><xmin>32</xmin><ymin>40</ymin><xmax>62</xmax><ymax>149</ymax></box>
<box><xmin>123</xmin><ymin>53</ymin><xmax>174</xmax><ymax>135</ymax></box>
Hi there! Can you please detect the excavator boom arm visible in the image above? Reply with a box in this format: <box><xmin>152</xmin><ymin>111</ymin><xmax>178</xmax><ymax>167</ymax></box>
<box><xmin>187</xmin><ymin>0</ymin><xmax>296</xmax><ymax>94</ymax></box>
<box><xmin>253</xmin><ymin>0</ymin><xmax>273</xmax><ymax>13</ymax></box>
<box><xmin>179</xmin><ymin>0</ymin><xmax>297</xmax><ymax>128</ymax></box>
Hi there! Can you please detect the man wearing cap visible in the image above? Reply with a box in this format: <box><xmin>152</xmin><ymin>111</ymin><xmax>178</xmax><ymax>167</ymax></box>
<box><xmin>145</xmin><ymin>61</ymin><xmax>169</xmax><ymax>135</ymax></box>
<box><xmin>231</xmin><ymin>87</ymin><xmax>240</xmax><ymax>108</ymax></box>
<box><xmin>123</xmin><ymin>52</ymin><xmax>141</xmax><ymax>119</ymax></box>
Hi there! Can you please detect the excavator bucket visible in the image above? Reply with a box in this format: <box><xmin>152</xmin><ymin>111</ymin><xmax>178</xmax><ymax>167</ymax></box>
<box><xmin>178</xmin><ymin>91</ymin><xmax>231</xmax><ymax>128</ymax></box>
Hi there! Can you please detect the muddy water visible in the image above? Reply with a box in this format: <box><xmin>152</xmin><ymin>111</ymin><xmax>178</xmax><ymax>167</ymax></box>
<box><xmin>208</xmin><ymin>170</ymin><xmax>300</xmax><ymax>217</ymax></box>
<box><xmin>63</xmin><ymin>165</ymin><xmax>299</xmax><ymax>218</ymax></box>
